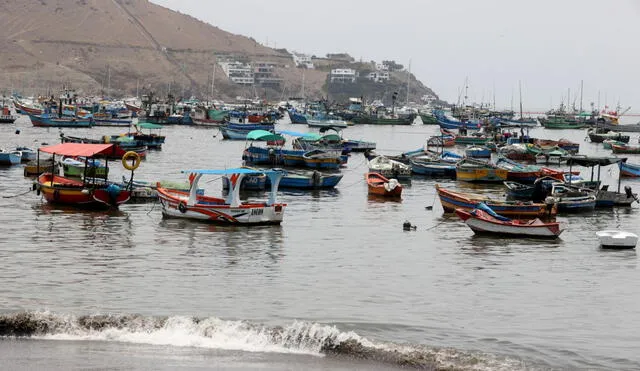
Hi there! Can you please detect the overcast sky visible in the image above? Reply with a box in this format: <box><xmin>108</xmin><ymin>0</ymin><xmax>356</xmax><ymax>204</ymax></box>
<box><xmin>152</xmin><ymin>0</ymin><xmax>639</xmax><ymax>111</ymax></box>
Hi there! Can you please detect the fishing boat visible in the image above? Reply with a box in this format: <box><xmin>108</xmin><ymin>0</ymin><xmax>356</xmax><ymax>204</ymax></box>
<box><xmin>587</xmin><ymin>128</ymin><xmax>630</xmax><ymax>143</ymax></box>
<box><xmin>307</xmin><ymin>118</ymin><xmax>348</xmax><ymax>129</ymax></box>
<box><xmin>534</xmin><ymin>139</ymin><xmax>579</xmax><ymax>153</ymax></box>
<box><xmin>496</xmin><ymin>157</ymin><xmax>541</xmax><ymax>183</ymax></box>
<box><xmin>342</xmin><ymin>139</ymin><xmax>377</xmax><ymax>152</ymax></box>
<box><xmin>504</xmin><ymin>181</ymin><xmax>536</xmax><ymax>200</ymax></box>
<box><xmin>15</xmin><ymin>147</ymin><xmax>37</xmax><ymax>162</ymax></box>
<box><xmin>61</xmin><ymin>157</ymin><xmax>109</xmax><ymax>178</ymax></box>
<box><xmin>410</xmin><ymin>158</ymin><xmax>456</xmax><ymax>177</ymax></box>
<box><xmin>603</xmin><ymin>139</ymin><xmax>626</xmax><ymax>150</ymax></box>
<box><xmin>564</xmin><ymin>156</ymin><xmax>637</xmax><ymax>207</ymax></box>
<box><xmin>426</xmin><ymin>135</ymin><xmax>455</xmax><ymax>148</ymax></box>
<box><xmin>61</xmin><ymin>134</ymin><xmax>147</xmax><ymax>159</ymax></box>
<box><xmin>0</xmin><ymin>106</ymin><xmax>17</xmax><ymax>123</ymax></box>
<box><xmin>23</xmin><ymin>158</ymin><xmax>58</xmax><ymax>177</ymax></box>
<box><xmin>455</xmin><ymin>158</ymin><xmax>508</xmax><ymax>183</ymax></box>
<box><xmin>302</xmin><ymin>149</ymin><xmax>343</xmax><ymax>169</ymax></box>
<box><xmin>595</xmin><ymin>230</ymin><xmax>638</xmax><ymax>249</ymax></box>
<box><xmin>619</xmin><ymin>161</ymin><xmax>640</xmax><ymax>177</ymax></box>
<box><xmin>455</xmin><ymin>203</ymin><xmax>563</xmax><ymax>239</ymax></box>
<box><xmin>535</xmin><ymin>149</ymin><xmax>567</xmax><ymax>165</ymax></box>
<box><xmin>435</xmin><ymin>184</ymin><xmax>556</xmax><ymax>218</ymax></box>
<box><xmin>454</xmin><ymin>135</ymin><xmax>490</xmax><ymax>145</ymax></box>
<box><xmin>465</xmin><ymin>146</ymin><xmax>491</xmax><ymax>158</ymax></box>
<box><xmin>419</xmin><ymin>112</ymin><xmax>438</xmax><ymax>125</ymax></box>
<box><xmin>28</xmin><ymin>113</ymin><xmax>93</xmax><ymax>128</ymax></box>
<box><xmin>366</xmin><ymin>172</ymin><xmax>402</xmax><ymax>198</ymax></box>
<box><xmin>0</xmin><ymin>149</ymin><xmax>22</xmax><ymax>165</ymax></box>
<box><xmin>156</xmin><ymin>168</ymin><xmax>287</xmax><ymax>225</ymax></box>
<box><xmin>547</xmin><ymin>183</ymin><xmax>596</xmax><ymax>212</ymax></box>
<box><xmin>368</xmin><ymin>156</ymin><xmax>412</xmax><ymax>179</ymax></box>
<box><xmin>611</xmin><ymin>143</ymin><xmax>640</xmax><ymax>154</ymax></box>
<box><xmin>34</xmin><ymin>143</ymin><xmax>138</xmax><ymax>209</ymax></box>
<box><xmin>129</xmin><ymin>122</ymin><xmax>166</xmax><ymax>149</ymax></box>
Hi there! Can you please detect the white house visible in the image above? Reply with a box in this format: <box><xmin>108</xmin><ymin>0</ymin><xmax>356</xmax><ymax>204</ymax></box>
<box><xmin>366</xmin><ymin>71</ymin><xmax>390</xmax><ymax>83</ymax></box>
<box><xmin>330</xmin><ymin>68</ymin><xmax>358</xmax><ymax>83</ymax></box>
<box><xmin>292</xmin><ymin>53</ymin><xmax>314</xmax><ymax>69</ymax></box>
<box><xmin>375</xmin><ymin>62</ymin><xmax>389</xmax><ymax>71</ymax></box>
<box><xmin>220</xmin><ymin>61</ymin><xmax>254</xmax><ymax>85</ymax></box>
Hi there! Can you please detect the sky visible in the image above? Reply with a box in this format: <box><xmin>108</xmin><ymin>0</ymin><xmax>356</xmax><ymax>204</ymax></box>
<box><xmin>151</xmin><ymin>0</ymin><xmax>640</xmax><ymax>112</ymax></box>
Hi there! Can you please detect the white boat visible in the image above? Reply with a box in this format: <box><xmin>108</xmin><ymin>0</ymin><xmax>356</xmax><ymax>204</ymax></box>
<box><xmin>307</xmin><ymin>118</ymin><xmax>348</xmax><ymax>129</ymax></box>
<box><xmin>156</xmin><ymin>168</ymin><xmax>287</xmax><ymax>225</ymax></box>
<box><xmin>368</xmin><ymin>155</ymin><xmax>412</xmax><ymax>179</ymax></box>
<box><xmin>595</xmin><ymin>230</ymin><xmax>638</xmax><ymax>249</ymax></box>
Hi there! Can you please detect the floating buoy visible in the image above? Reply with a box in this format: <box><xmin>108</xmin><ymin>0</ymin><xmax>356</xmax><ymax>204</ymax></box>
<box><xmin>15</xmin><ymin>129</ymin><xmax>20</xmax><ymax>134</ymax></box>
<box><xmin>403</xmin><ymin>221</ymin><xmax>417</xmax><ymax>231</ymax></box>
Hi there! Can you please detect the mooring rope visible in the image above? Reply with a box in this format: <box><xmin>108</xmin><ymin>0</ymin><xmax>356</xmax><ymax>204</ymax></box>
<box><xmin>2</xmin><ymin>188</ymin><xmax>33</xmax><ymax>198</ymax></box>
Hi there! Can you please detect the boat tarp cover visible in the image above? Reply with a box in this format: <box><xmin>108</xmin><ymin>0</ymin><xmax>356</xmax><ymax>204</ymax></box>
<box><xmin>277</xmin><ymin>130</ymin><xmax>321</xmax><ymax>140</ymax></box>
<box><xmin>39</xmin><ymin>143</ymin><xmax>114</xmax><ymax>157</ymax></box>
<box><xmin>138</xmin><ymin>122</ymin><xmax>163</xmax><ymax>129</ymax></box>
<box><xmin>565</xmin><ymin>156</ymin><xmax>627</xmax><ymax>167</ymax></box>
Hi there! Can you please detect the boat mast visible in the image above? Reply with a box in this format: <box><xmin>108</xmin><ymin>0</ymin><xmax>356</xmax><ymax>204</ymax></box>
<box><xmin>406</xmin><ymin>59</ymin><xmax>411</xmax><ymax>106</ymax></box>
<box><xmin>519</xmin><ymin>81</ymin><xmax>524</xmax><ymax>119</ymax></box>
<box><xmin>107</xmin><ymin>64</ymin><xmax>111</xmax><ymax>98</ymax></box>
<box><xmin>211</xmin><ymin>62</ymin><xmax>216</xmax><ymax>102</ymax></box>
<box><xmin>579</xmin><ymin>80</ymin><xmax>583</xmax><ymax>114</ymax></box>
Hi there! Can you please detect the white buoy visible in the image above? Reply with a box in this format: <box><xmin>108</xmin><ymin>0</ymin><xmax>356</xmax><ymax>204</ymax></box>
<box><xmin>595</xmin><ymin>230</ymin><xmax>638</xmax><ymax>249</ymax></box>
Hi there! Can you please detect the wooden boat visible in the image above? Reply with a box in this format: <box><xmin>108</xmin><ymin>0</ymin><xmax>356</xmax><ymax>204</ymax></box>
<box><xmin>465</xmin><ymin>145</ymin><xmax>491</xmax><ymax>158</ymax></box>
<box><xmin>13</xmin><ymin>98</ymin><xmax>43</xmax><ymax>115</ymax></box>
<box><xmin>603</xmin><ymin>139</ymin><xmax>626</xmax><ymax>150</ymax></box>
<box><xmin>496</xmin><ymin>157</ymin><xmax>541</xmax><ymax>183</ymax></box>
<box><xmin>61</xmin><ymin>157</ymin><xmax>109</xmax><ymax>178</ymax></box>
<box><xmin>410</xmin><ymin>158</ymin><xmax>456</xmax><ymax>177</ymax></box>
<box><xmin>0</xmin><ymin>149</ymin><xmax>22</xmax><ymax>165</ymax></box>
<box><xmin>366</xmin><ymin>172</ymin><xmax>402</xmax><ymax>198</ymax></box>
<box><xmin>129</xmin><ymin>122</ymin><xmax>166</xmax><ymax>149</ymax></box>
<box><xmin>454</xmin><ymin>135</ymin><xmax>490</xmax><ymax>145</ymax></box>
<box><xmin>596</xmin><ymin>230</ymin><xmax>638</xmax><ymax>249</ymax></box>
<box><xmin>534</xmin><ymin>139</ymin><xmax>579</xmax><ymax>153</ymax></box>
<box><xmin>587</xmin><ymin>128</ymin><xmax>630</xmax><ymax>143</ymax></box>
<box><xmin>307</xmin><ymin>118</ymin><xmax>348</xmax><ymax>129</ymax></box>
<box><xmin>435</xmin><ymin>184</ymin><xmax>556</xmax><ymax>218</ymax></box>
<box><xmin>302</xmin><ymin>149</ymin><xmax>343</xmax><ymax>169</ymax></box>
<box><xmin>426</xmin><ymin>135</ymin><xmax>455</xmax><ymax>147</ymax></box>
<box><xmin>24</xmin><ymin>158</ymin><xmax>58</xmax><ymax>176</ymax></box>
<box><xmin>504</xmin><ymin>180</ymin><xmax>535</xmax><ymax>200</ymax></box>
<box><xmin>368</xmin><ymin>155</ymin><xmax>412</xmax><ymax>179</ymax></box>
<box><xmin>455</xmin><ymin>158</ymin><xmax>508</xmax><ymax>183</ymax></box>
<box><xmin>61</xmin><ymin>134</ymin><xmax>147</xmax><ymax>159</ymax></box>
<box><xmin>419</xmin><ymin>112</ymin><xmax>438</xmax><ymax>125</ymax></box>
<box><xmin>156</xmin><ymin>168</ymin><xmax>287</xmax><ymax>225</ymax></box>
<box><xmin>619</xmin><ymin>161</ymin><xmax>640</xmax><ymax>177</ymax></box>
<box><xmin>455</xmin><ymin>204</ymin><xmax>563</xmax><ymax>239</ymax></box>
<box><xmin>35</xmin><ymin>143</ymin><xmax>137</xmax><ymax>209</ymax></box>
<box><xmin>15</xmin><ymin>147</ymin><xmax>37</xmax><ymax>162</ymax></box>
<box><xmin>535</xmin><ymin>149</ymin><xmax>567</xmax><ymax>165</ymax></box>
<box><xmin>547</xmin><ymin>183</ymin><xmax>596</xmax><ymax>212</ymax></box>
<box><xmin>278</xmin><ymin>169</ymin><xmax>343</xmax><ymax>189</ymax></box>
<box><xmin>28</xmin><ymin>113</ymin><xmax>93</xmax><ymax>127</ymax></box>
<box><xmin>611</xmin><ymin>143</ymin><xmax>640</xmax><ymax>154</ymax></box>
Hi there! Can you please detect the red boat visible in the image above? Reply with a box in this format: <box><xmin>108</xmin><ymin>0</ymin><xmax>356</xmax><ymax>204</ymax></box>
<box><xmin>455</xmin><ymin>204</ymin><xmax>563</xmax><ymax>239</ymax></box>
<box><xmin>35</xmin><ymin>143</ymin><xmax>139</xmax><ymax>209</ymax></box>
<box><xmin>366</xmin><ymin>172</ymin><xmax>402</xmax><ymax>198</ymax></box>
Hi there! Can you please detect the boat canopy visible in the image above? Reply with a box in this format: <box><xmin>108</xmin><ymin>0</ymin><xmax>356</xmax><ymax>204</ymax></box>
<box><xmin>39</xmin><ymin>143</ymin><xmax>114</xmax><ymax>157</ymax></box>
<box><xmin>565</xmin><ymin>156</ymin><xmax>627</xmax><ymax>167</ymax></box>
<box><xmin>246</xmin><ymin>130</ymin><xmax>285</xmax><ymax>142</ymax></box>
<box><xmin>137</xmin><ymin>122</ymin><xmax>163</xmax><ymax>129</ymax></box>
<box><xmin>277</xmin><ymin>130</ymin><xmax>321</xmax><ymax>140</ymax></box>
<box><xmin>181</xmin><ymin>168</ymin><xmax>286</xmax><ymax>176</ymax></box>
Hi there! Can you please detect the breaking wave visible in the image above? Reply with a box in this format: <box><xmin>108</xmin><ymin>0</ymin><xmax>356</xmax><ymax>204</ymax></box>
<box><xmin>0</xmin><ymin>311</ymin><xmax>532</xmax><ymax>370</ymax></box>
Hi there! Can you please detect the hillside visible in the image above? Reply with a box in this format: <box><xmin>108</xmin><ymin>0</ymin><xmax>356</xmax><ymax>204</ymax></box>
<box><xmin>0</xmin><ymin>0</ymin><xmax>439</xmax><ymax>103</ymax></box>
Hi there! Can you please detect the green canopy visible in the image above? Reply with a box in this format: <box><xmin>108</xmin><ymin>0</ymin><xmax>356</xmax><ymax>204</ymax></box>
<box><xmin>138</xmin><ymin>122</ymin><xmax>163</xmax><ymax>129</ymax></box>
<box><xmin>246</xmin><ymin>130</ymin><xmax>285</xmax><ymax>142</ymax></box>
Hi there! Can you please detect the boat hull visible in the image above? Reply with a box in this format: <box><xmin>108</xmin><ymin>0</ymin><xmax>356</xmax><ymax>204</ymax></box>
<box><xmin>596</xmin><ymin>230</ymin><xmax>638</xmax><ymax>249</ymax></box>
<box><xmin>157</xmin><ymin>188</ymin><xmax>286</xmax><ymax>225</ymax></box>
<box><xmin>455</xmin><ymin>209</ymin><xmax>561</xmax><ymax>238</ymax></box>
<box><xmin>37</xmin><ymin>174</ymin><xmax>130</xmax><ymax>209</ymax></box>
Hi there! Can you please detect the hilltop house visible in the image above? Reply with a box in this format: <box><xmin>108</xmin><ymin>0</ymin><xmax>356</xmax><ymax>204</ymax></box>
<box><xmin>330</xmin><ymin>68</ymin><xmax>358</xmax><ymax>83</ymax></box>
<box><xmin>220</xmin><ymin>61</ymin><xmax>254</xmax><ymax>85</ymax></box>
<box><xmin>292</xmin><ymin>53</ymin><xmax>314</xmax><ymax>69</ymax></box>
<box><xmin>366</xmin><ymin>71</ymin><xmax>390</xmax><ymax>83</ymax></box>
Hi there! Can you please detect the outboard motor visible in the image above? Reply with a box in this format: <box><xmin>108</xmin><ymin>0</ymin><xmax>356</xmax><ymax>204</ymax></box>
<box><xmin>625</xmin><ymin>186</ymin><xmax>634</xmax><ymax>199</ymax></box>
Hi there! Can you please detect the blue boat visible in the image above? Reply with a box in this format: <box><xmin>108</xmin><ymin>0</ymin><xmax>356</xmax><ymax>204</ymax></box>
<box><xmin>28</xmin><ymin>113</ymin><xmax>93</xmax><ymax>128</ymax></box>
<box><xmin>302</xmin><ymin>149</ymin><xmax>343</xmax><ymax>169</ymax></box>
<box><xmin>278</xmin><ymin>170</ymin><xmax>343</xmax><ymax>189</ymax></box>
<box><xmin>410</xmin><ymin>158</ymin><xmax>456</xmax><ymax>177</ymax></box>
<box><xmin>504</xmin><ymin>181</ymin><xmax>535</xmax><ymax>200</ymax></box>
<box><xmin>465</xmin><ymin>145</ymin><xmax>491</xmax><ymax>158</ymax></box>
<box><xmin>166</xmin><ymin>112</ymin><xmax>194</xmax><ymax>125</ymax></box>
<box><xmin>288</xmin><ymin>110</ymin><xmax>308</xmax><ymax>124</ymax></box>
<box><xmin>0</xmin><ymin>149</ymin><xmax>22</xmax><ymax>165</ymax></box>
<box><xmin>433</xmin><ymin>110</ymin><xmax>481</xmax><ymax>130</ymax></box>
<box><xmin>619</xmin><ymin>161</ymin><xmax>640</xmax><ymax>177</ymax></box>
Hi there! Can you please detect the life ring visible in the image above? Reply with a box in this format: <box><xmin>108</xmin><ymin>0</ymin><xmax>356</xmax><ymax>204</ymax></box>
<box><xmin>122</xmin><ymin>151</ymin><xmax>141</xmax><ymax>171</ymax></box>
<box><xmin>178</xmin><ymin>201</ymin><xmax>187</xmax><ymax>214</ymax></box>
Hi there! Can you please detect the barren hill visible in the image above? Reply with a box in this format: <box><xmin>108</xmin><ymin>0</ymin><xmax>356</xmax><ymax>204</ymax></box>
<box><xmin>0</xmin><ymin>0</ymin><xmax>438</xmax><ymax>103</ymax></box>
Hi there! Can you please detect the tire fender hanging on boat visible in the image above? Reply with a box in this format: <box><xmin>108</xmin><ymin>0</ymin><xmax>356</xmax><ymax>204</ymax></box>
<box><xmin>178</xmin><ymin>201</ymin><xmax>187</xmax><ymax>213</ymax></box>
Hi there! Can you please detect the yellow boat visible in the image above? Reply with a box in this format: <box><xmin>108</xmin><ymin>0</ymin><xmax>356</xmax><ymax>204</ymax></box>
<box><xmin>456</xmin><ymin>158</ymin><xmax>508</xmax><ymax>182</ymax></box>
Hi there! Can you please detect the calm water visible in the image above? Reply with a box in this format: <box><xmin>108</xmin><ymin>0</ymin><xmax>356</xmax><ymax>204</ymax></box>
<box><xmin>1</xmin><ymin>115</ymin><xmax>640</xmax><ymax>370</ymax></box>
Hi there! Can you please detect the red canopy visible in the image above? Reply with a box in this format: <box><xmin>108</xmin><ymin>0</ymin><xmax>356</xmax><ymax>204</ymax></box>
<box><xmin>39</xmin><ymin>143</ymin><xmax>114</xmax><ymax>157</ymax></box>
